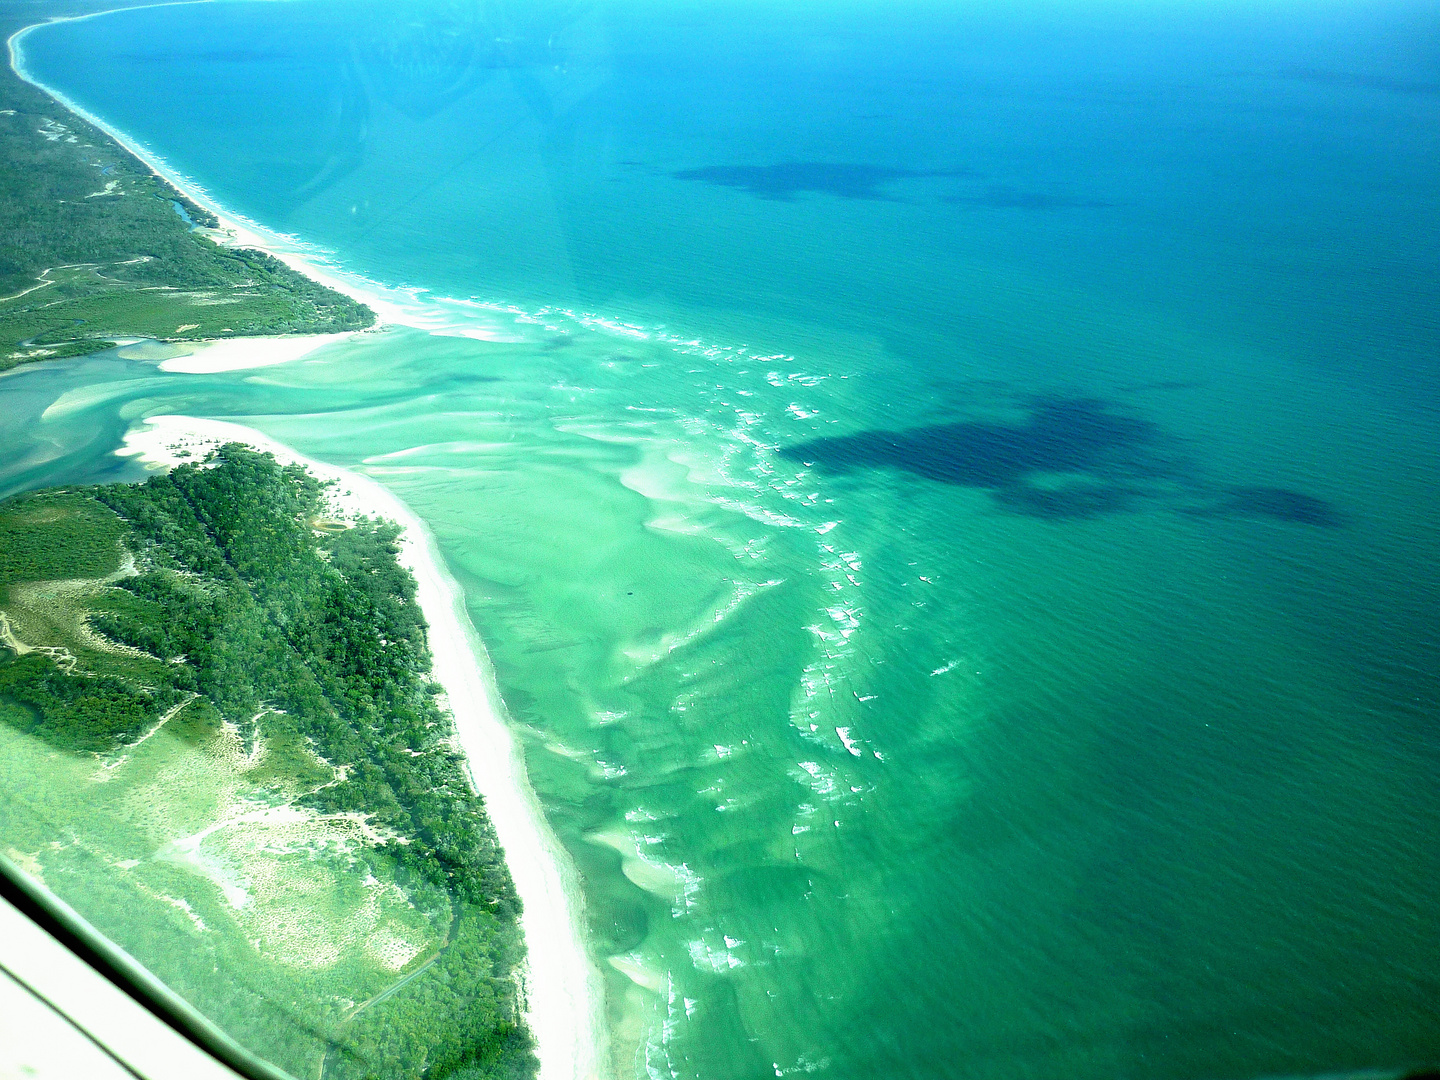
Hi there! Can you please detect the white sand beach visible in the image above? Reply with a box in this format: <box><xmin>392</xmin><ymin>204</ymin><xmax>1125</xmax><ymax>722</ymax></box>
<box><xmin>6</xmin><ymin>14</ymin><xmax>387</xmax><ymax>379</ymax></box>
<box><xmin>118</xmin><ymin>416</ymin><xmax>609</xmax><ymax>1080</ymax></box>
<box><xmin>11</xmin><ymin>14</ymin><xmax>521</xmax><ymax>346</ymax></box>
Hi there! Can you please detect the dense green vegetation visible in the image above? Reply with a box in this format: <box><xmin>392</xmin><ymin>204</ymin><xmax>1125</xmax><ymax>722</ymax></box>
<box><xmin>0</xmin><ymin>0</ymin><xmax>374</xmax><ymax>370</ymax></box>
<box><xmin>0</xmin><ymin>651</ymin><xmax>180</xmax><ymax>749</ymax></box>
<box><xmin>91</xmin><ymin>451</ymin><xmax>518</xmax><ymax>915</ymax></box>
<box><xmin>0</xmin><ymin>448</ymin><xmax>537</xmax><ymax>1080</ymax></box>
<box><xmin>0</xmin><ymin>488</ymin><xmax>125</xmax><ymax>582</ymax></box>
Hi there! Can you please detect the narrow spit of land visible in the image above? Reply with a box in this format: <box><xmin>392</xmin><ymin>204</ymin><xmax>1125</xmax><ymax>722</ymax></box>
<box><xmin>0</xmin><ymin>0</ymin><xmax>375</xmax><ymax>371</ymax></box>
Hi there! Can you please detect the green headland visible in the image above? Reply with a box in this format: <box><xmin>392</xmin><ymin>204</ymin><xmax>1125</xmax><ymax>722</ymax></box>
<box><xmin>0</xmin><ymin>446</ymin><xmax>537</xmax><ymax>1080</ymax></box>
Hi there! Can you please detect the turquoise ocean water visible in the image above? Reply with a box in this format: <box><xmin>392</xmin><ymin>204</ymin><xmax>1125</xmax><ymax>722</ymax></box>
<box><xmin>7</xmin><ymin>1</ymin><xmax>1440</xmax><ymax>1077</ymax></box>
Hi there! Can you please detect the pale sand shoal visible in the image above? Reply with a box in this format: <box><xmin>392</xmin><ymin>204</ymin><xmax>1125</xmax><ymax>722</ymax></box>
<box><xmin>118</xmin><ymin>415</ymin><xmax>609</xmax><ymax>1080</ymax></box>
<box><xmin>157</xmin><ymin>334</ymin><xmax>352</xmax><ymax>374</ymax></box>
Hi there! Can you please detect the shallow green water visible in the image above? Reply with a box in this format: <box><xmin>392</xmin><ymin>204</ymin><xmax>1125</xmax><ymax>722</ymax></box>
<box><xmin>7</xmin><ymin>1</ymin><xmax>1440</xmax><ymax>1078</ymax></box>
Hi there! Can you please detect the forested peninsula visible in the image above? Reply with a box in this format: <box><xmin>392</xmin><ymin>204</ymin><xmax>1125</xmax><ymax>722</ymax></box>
<box><xmin>0</xmin><ymin>446</ymin><xmax>538</xmax><ymax>1080</ymax></box>
<box><xmin>1</xmin><ymin>0</ymin><xmax>374</xmax><ymax>371</ymax></box>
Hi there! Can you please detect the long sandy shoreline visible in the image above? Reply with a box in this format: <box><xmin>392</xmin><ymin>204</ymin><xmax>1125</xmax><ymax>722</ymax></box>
<box><xmin>121</xmin><ymin>417</ymin><xmax>608</xmax><ymax>1080</ymax></box>
<box><xmin>8</xmin><ymin>7</ymin><xmax>418</xmax><ymax>335</ymax></box>
<box><xmin>11</xmin><ymin>14</ymin><xmax>607</xmax><ymax>1079</ymax></box>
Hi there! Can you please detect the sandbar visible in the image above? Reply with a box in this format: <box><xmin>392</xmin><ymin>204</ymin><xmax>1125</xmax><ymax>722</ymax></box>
<box><xmin>156</xmin><ymin>334</ymin><xmax>350</xmax><ymax>374</ymax></box>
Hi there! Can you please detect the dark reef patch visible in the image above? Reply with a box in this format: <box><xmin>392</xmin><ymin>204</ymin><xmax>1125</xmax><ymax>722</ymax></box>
<box><xmin>671</xmin><ymin>163</ymin><xmax>967</xmax><ymax>201</ymax></box>
<box><xmin>994</xmin><ymin>483</ymin><xmax>1146</xmax><ymax>521</ymax></box>
<box><xmin>783</xmin><ymin>395</ymin><xmax>1341</xmax><ymax>526</ymax></box>
<box><xmin>1186</xmin><ymin>486</ymin><xmax>1345</xmax><ymax>527</ymax></box>
<box><xmin>780</xmin><ymin>395</ymin><xmax>1180</xmax><ymax>519</ymax></box>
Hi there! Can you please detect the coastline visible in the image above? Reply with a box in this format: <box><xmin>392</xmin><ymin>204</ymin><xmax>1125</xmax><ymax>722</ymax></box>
<box><xmin>8</xmin><ymin>8</ymin><xmax>400</xmax><ymax>330</ymax></box>
<box><xmin>10</xmin><ymin>12</ymin><xmax>523</xmax><ymax>349</ymax></box>
<box><xmin>120</xmin><ymin>415</ymin><xmax>609</xmax><ymax>1080</ymax></box>
<box><xmin>11</xmin><ymin>13</ymin><xmax>609</xmax><ymax>1077</ymax></box>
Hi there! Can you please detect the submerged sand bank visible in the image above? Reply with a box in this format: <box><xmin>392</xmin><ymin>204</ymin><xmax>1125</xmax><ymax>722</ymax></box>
<box><xmin>119</xmin><ymin>416</ymin><xmax>608</xmax><ymax>1080</ymax></box>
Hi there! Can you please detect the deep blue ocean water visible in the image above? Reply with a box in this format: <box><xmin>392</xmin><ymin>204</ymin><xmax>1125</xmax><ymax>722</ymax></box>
<box><xmin>9</xmin><ymin>2</ymin><xmax>1440</xmax><ymax>1078</ymax></box>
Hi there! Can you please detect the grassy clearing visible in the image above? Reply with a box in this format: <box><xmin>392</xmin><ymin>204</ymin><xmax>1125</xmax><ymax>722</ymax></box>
<box><xmin>0</xmin><ymin>709</ymin><xmax>446</xmax><ymax>1067</ymax></box>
